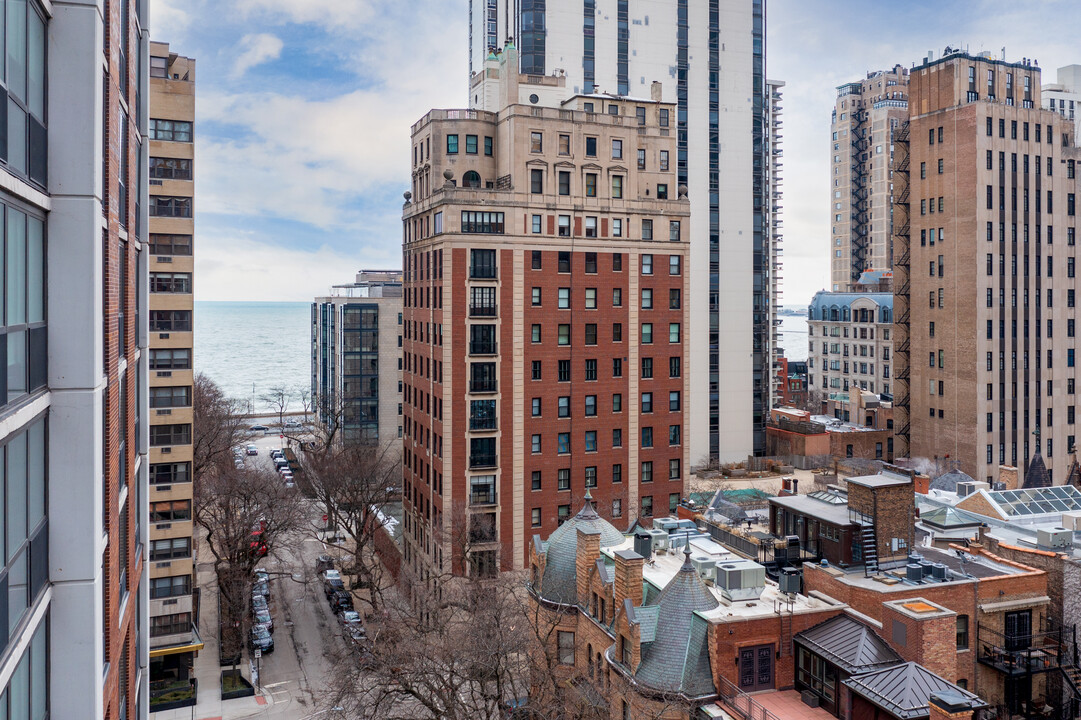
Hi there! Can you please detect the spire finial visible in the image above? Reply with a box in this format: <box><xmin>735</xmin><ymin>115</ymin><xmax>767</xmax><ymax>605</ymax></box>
<box><xmin>683</xmin><ymin>542</ymin><xmax>693</xmax><ymax>563</ymax></box>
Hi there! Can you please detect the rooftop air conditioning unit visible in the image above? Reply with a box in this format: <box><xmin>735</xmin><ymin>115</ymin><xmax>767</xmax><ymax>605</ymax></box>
<box><xmin>691</xmin><ymin>556</ymin><xmax>717</xmax><ymax>582</ymax></box>
<box><xmin>715</xmin><ymin>559</ymin><xmax>766</xmax><ymax>602</ymax></box>
<box><xmin>1061</xmin><ymin>512</ymin><xmax>1081</xmax><ymax>532</ymax></box>
<box><xmin>956</xmin><ymin>481</ymin><xmax>989</xmax><ymax>498</ymax></box>
<box><xmin>645</xmin><ymin>528</ymin><xmax>669</xmax><ymax>551</ymax></box>
<box><xmin>1037</xmin><ymin>527</ymin><xmax>1073</xmax><ymax>549</ymax></box>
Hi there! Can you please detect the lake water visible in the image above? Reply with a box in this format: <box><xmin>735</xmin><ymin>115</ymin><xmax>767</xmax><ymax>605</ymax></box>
<box><xmin>777</xmin><ymin>312</ymin><xmax>808</xmax><ymax>362</ymax></box>
<box><xmin>194</xmin><ymin>301</ymin><xmax>312</xmax><ymax>412</ymax></box>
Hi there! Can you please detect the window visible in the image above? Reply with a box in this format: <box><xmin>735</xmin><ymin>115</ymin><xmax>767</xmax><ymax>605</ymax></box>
<box><xmin>558</xmin><ymin>216</ymin><xmax>571</xmax><ymax>237</ymax></box>
<box><xmin>641</xmin><ymin>288</ymin><xmax>653</xmax><ymax>309</ymax></box>
<box><xmin>613</xmin><ymin>357</ymin><xmax>623</xmax><ymax>375</ymax></box>
<box><xmin>641</xmin><ymin>460</ymin><xmax>653</xmax><ymax>484</ymax></box>
<box><xmin>585</xmin><ymin>216</ymin><xmax>597</xmax><ymax>237</ymax></box>
<box><xmin>557</xmin><ymin>170</ymin><xmax>571</xmax><ymax>196</ymax></box>
<box><xmin>532</xmin><ymin>471</ymin><xmax>542</xmax><ymax>490</ymax></box>
<box><xmin>558</xmin><ymin>287</ymin><xmax>570</xmax><ymax>309</ymax></box>
<box><xmin>660</xmin><ymin>150</ymin><xmax>669</xmax><ymax>171</ymax></box>
<box><xmin>149</xmin><ymin>196</ymin><xmax>191</xmax><ymax>218</ymax></box>
<box><xmin>531</xmin><ymin>508</ymin><xmax>541</xmax><ymax>527</ymax></box>
<box><xmin>150</xmin><ymin>55</ymin><xmax>169</xmax><ymax>78</ymax></box>
<box><xmin>670</xmin><ymin>391</ymin><xmax>681</xmax><ymax>412</ymax></box>
<box><xmin>532</xmin><ymin>361</ymin><xmax>542</xmax><ymax>380</ymax></box>
<box><xmin>531</xmin><ymin>288</ymin><xmax>542</xmax><ymax>306</ymax></box>
<box><xmin>149</xmin><ymin>538</ymin><xmax>191</xmax><ymax>562</ymax></box>
<box><xmin>462</xmin><ymin>212</ymin><xmax>505</xmax><ymax>234</ymax></box>
<box><xmin>669</xmin><ymin>221</ymin><xmax>680</xmax><ymax>242</ymax></box>
<box><xmin>956</xmin><ymin>615</ymin><xmax>969</xmax><ymax>650</ymax></box>
<box><xmin>150</xmin><ymin>462</ymin><xmax>191</xmax><ymax>485</ymax></box>
<box><xmin>558</xmin><ymin>433</ymin><xmax>570</xmax><ymax>454</ymax></box>
<box><xmin>642</xmin><ymin>323</ymin><xmax>653</xmax><ymax>344</ymax></box>
<box><xmin>150</xmin><ymin>386</ymin><xmax>191</xmax><ymax>408</ymax></box>
<box><xmin>585</xmin><ymin>136</ymin><xmax>597</xmax><ymax>157</ymax></box>
<box><xmin>612</xmin><ymin>139</ymin><xmax>623</xmax><ymax>159</ymax></box>
<box><xmin>149</xmin><ymin>119</ymin><xmax>192</xmax><ymax>142</ymax></box>
<box><xmin>642</xmin><ymin>219</ymin><xmax>653</xmax><ymax>240</ymax></box>
<box><xmin>150</xmin><ymin>272</ymin><xmax>191</xmax><ymax>294</ymax></box>
<box><xmin>558</xmin><ymin>360</ymin><xmax>570</xmax><ymax>381</ymax></box>
<box><xmin>558</xmin><ymin>396</ymin><xmax>570</xmax><ymax>418</ymax></box>
<box><xmin>669</xmin><ymin>255</ymin><xmax>682</xmax><ymax>276</ymax></box>
<box><xmin>465</xmin><ymin>135</ymin><xmax>478</xmax><ymax>154</ymax></box>
<box><xmin>585</xmin><ymin>432</ymin><xmax>597</xmax><ymax>453</ymax></box>
<box><xmin>657</xmin><ymin>183</ymin><xmax>668</xmax><ymax>200</ymax></box>
<box><xmin>585</xmin><ymin>288</ymin><xmax>597</xmax><ymax>309</ymax></box>
<box><xmin>150</xmin><ymin>499</ymin><xmax>191</xmax><ymax>522</ymax></box>
<box><xmin>642</xmin><ymin>254</ymin><xmax>653</xmax><ymax>275</ymax></box>
<box><xmin>641</xmin><ymin>495</ymin><xmax>653</xmax><ymax>517</ymax></box>
<box><xmin>669</xmin><ymin>289</ymin><xmax>681</xmax><ymax>309</ymax></box>
<box><xmin>585</xmin><ymin>395</ymin><xmax>597</xmax><ymax>416</ymax></box>
<box><xmin>558</xmin><ymin>134</ymin><xmax>570</xmax><ymax>155</ymax></box>
<box><xmin>149</xmin><ymin>234</ymin><xmax>192</xmax><ymax>255</ymax></box>
<box><xmin>637</xmin><ymin>148</ymin><xmax>646</xmax><ymax>170</ymax></box>
<box><xmin>446</xmin><ymin>134</ymin><xmax>459</xmax><ymax>153</ymax></box>
<box><xmin>150</xmin><ymin>573</ymin><xmax>191</xmax><ymax>599</ymax></box>
<box><xmin>531</xmin><ymin>434</ymin><xmax>541</xmax><ymax>453</ymax></box>
<box><xmin>612</xmin><ymin>175</ymin><xmax>623</xmax><ymax>198</ymax></box>
<box><xmin>150</xmin><ymin>157</ymin><xmax>192</xmax><ymax>180</ymax></box>
<box><xmin>530</xmin><ymin>132</ymin><xmax>543</xmax><ymax>152</ymax></box>
<box><xmin>532</xmin><ymin>398</ymin><xmax>541</xmax><ymax>417</ymax></box>
<box><xmin>484</xmin><ymin>136</ymin><xmax>493</xmax><ymax>155</ymax></box>
<box><xmin>613</xmin><ymin>394</ymin><xmax>622</xmax><ymax>412</ymax></box>
<box><xmin>613</xmin><ymin>288</ymin><xmax>623</xmax><ymax>307</ymax></box>
<box><xmin>531</xmin><ymin>169</ymin><xmax>543</xmax><ymax>194</ymax></box>
<box><xmin>642</xmin><ymin>392</ymin><xmax>653</xmax><ymax>413</ymax></box>
<box><xmin>150</xmin><ymin>310</ymin><xmax>192</xmax><ymax>331</ymax></box>
<box><xmin>670</xmin><ymin>357</ymin><xmax>681</xmax><ymax>378</ymax></box>
<box><xmin>558</xmin><ymin>631</ymin><xmax>575</xmax><ymax>664</ymax></box>
<box><xmin>152</xmin><ymin>612</ymin><xmax>193</xmax><ymax>638</ymax></box>
<box><xmin>613</xmin><ymin>429</ymin><xmax>623</xmax><ymax>448</ymax></box>
<box><xmin>642</xmin><ymin>426</ymin><xmax>653</xmax><ymax>448</ymax></box>
<box><xmin>669</xmin><ymin>324</ymin><xmax>680</xmax><ymax>343</ymax></box>
<box><xmin>585</xmin><ymin>173</ymin><xmax>597</xmax><ymax>197</ymax></box>
<box><xmin>585</xmin><ymin>358</ymin><xmax>597</xmax><ymax>380</ymax></box>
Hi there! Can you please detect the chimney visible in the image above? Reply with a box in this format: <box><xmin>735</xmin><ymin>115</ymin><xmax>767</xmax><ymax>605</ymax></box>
<box><xmin>999</xmin><ymin>465</ymin><xmax>1019</xmax><ymax>491</ymax></box>
<box><xmin>650</xmin><ymin>81</ymin><xmax>662</xmax><ymax>102</ymax></box>
<box><xmin>575</xmin><ymin>527</ymin><xmax>602</xmax><ymax>604</ymax></box>
<box><xmin>613</xmin><ymin>549</ymin><xmax>644</xmax><ymax>609</ymax></box>
<box><xmin>928</xmin><ymin>692</ymin><xmax>975</xmax><ymax>720</ymax></box>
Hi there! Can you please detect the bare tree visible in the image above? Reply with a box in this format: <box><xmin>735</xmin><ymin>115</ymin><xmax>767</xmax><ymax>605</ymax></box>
<box><xmin>192</xmin><ymin>373</ymin><xmax>247</xmax><ymax>483</ymax></box>
<box><xmin>296</xmin><ymin>385</ymin><xmax>313</xmax><ymax>423</ymax></box>
<box><xmin>302</xmin><ymin>439</ymin><xmax>400</xmax><ymax>613</ymax></box>
<box><xmin>260</xmin><ymin>384</ymin><xmax>292</xmax><ymax>428</ymax></box>
<box><xmin>194</xmin><ymin>466</ymin><xmax>305</xmax><ymax>672</ymax></box>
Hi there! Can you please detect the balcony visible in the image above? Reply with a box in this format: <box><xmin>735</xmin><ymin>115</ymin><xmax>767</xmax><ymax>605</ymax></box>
<box><xmin>470</xmin><ymin>485</ymin><xmax>497</xmax><ymax>505</ymax></box>
<box><xmin>977</xmin><ymin>624</ymin><xmax>1068</xmax><ymax>676</ymax></box>
<box><xmin>469</xmin><ymin>414</ymin><xmax>497</xmax><ymax>431</ymax></box>
<box><xmin>469</xmin><ymin>303</ymin><xmax>497</xmax><ymax>318</ymax></box>
<box><xmin>469</xmin><ymin>379</ymin><xmax>497</xmax><ymax>394</ymax></box>
<box><xmin>469</xmin><ymin>454</ymin><xmax>497</xmax><ymax>469</ymax></box>
<box><xmin>469</xmin><ymin>341</ymin><xmax>498</xmax><ymax>356</ymax></box>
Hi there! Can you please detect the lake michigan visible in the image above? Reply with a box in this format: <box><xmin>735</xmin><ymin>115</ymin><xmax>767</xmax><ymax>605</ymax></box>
<box><xmin>194</xmin><ymin>301</ymin><xmax>312</xmax><ymax>413</ymax></box>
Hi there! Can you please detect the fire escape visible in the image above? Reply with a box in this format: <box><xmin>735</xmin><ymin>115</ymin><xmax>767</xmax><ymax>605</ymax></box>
<box><xmin>850</xmin><ymin>110</ymin><xmax>870</xmax><ymax>285</ymax></box>
<box><xmin>892</xmin><ymin>122</ymin><xmax>911</xmax><ymax>457</ymax></box>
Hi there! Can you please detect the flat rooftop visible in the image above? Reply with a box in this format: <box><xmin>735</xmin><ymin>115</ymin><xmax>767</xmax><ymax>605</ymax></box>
<box><xmin>602</xmin><ymin>537</ymin><xmax>834</xmax><ymax>619</ymax></box>
<box><xmin>822</xmin><ymin>544</ymin><xmax>1025</xmax><ymax>590</ymax></box>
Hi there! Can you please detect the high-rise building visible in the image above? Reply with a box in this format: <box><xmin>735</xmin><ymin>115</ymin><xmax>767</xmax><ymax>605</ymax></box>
<box><xmin>37</xmin><ymin>0</ymin><xmax>151</xmax><ymax>717</ymax></box>
<box><xmin>312</xmin><ymin>271</ymin><xmax>404</xmax><ymax>450</ymax></box>
<box><xmin>402</xmin><ymin>50</ymin><xmax>689</xmax><ymax>574</ymax></box>
<box><xmin>893</xmin><ymin>49</ymin><xmax>1081</xmax><ymax>484</ymax></box>
<box><xmin>829</xmin><ymin>66</ymin><xmax>910</xmax><ymax>291</ymax></box>
<box><xmin>1043</xmin><ymin>64</ymin><xmax>1081</xmax><ymax>135</ymax></box>
<box><xmin>147</xmin><ymin>41</ymin><xmax>200</xmax><ymax>687</ymax></box>
<box><xmin>765</xmin><ymin>78</ymin><xmax>785</xmax><ymax>410</ymax></box>
<box><xmin>468</xmin><ymin>0</ymin><xmax>772</xmax><ymax>462</ymax></box>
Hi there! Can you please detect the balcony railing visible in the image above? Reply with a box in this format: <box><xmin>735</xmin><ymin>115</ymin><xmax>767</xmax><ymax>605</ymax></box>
<box><xmin>469</xmin><ymin>304</ymin><xmax>497</xmax><ymax>317</ymax></box>
<box><xmin>470</xmin><ymin>487</ymin><xmax>497</xmax><ymax>505</ymax></box>
<box><xmin>469</xmin><ymin>454</ymin><xmax>497</xmax><ymax>469</ymax></box>
<box><xmin>469</xmin><ymin>341</ymin><xmax>498</xmax><ymax>356</ymax></box>
<box><xmin>469</xmin><ymin>415</ymin><xmax>497</xmax><ymax>431</ymax></box>
<box><xmin>977</xmin><ymin>624</ymin><xmax>1067</xmax><ymax>676</ymax></box>
<box><xmin>469</xmin><ymin>380</ymin><xmax>497</xmax><ymax>394</ymax></box>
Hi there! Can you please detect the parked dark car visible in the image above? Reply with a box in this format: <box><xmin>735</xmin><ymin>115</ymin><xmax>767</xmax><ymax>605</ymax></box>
<box><xmin>328</xmin><ymin>589</ymin><xmax>354</xmax><ymax>614</ymax></box>
<box><xmin>253</xmin><ymin>606</ymin><xmax>274</xmax><ymax>634</ymax></box>
<box><xmin>323</xmin><ymin>569</ymin><xmax>345</xmax><ymax>597</ymax></box>
<box><xmin>315</xmin><ymin>555</ymin><xmax>335</xmax><ymax>573</ymax></box>
<box><xmin>252</xmin><ymin>580</ymin><xmax>269</xmax><ymax>598</ymax></box>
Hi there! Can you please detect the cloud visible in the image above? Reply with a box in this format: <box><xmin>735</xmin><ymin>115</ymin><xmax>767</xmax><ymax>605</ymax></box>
<box><xmin>150</xmin><ymin>0</ymin><xmax>192</xmax><ymax>37</ymax></box>
<box><xmin>234</xmin><ymin>0</ymin><xmax>377</xmax><ymax>31</ymax></box>
<box><xmin>231</xmin><ymin>33</ymin><xmax>284</xmax><ymax>78</ymax></box>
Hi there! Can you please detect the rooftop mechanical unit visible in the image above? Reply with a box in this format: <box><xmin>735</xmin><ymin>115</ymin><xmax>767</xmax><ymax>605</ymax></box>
<box><xmin>714</xmin><ymin>559</ymin><xmax>766</xmax><ymax>602</ymax></box>
<box><xmin>691</xmin><ymin>556</ymin><xmax>717</xmax><ymax>582</ymax></box>
<box><xmin>644</xmin><ymin>528</ymin><xmax>669</xmax><ymax>551</ymax></box>
<box><xmin>1037</xmin><ymin>527</ymin><xmax>1073</xmax><ymax>549</ymax></box>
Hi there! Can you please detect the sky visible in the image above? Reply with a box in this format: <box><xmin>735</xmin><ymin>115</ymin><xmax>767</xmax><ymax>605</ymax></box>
<box><xmin>150</xmin><ymin>0</ymin><xmax>1081</xmax><ymax>304</ymax></box>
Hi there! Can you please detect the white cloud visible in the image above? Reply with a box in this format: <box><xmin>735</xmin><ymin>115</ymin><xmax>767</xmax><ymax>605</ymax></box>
<box><xmin>195</xmin><ymin>231</ymin><xmax>399</xmax><ymax>302</ymax></box>
<box><xmin>149</xmin><ymin>0</ymin><xmax>193</xmax><ymax>36</ymax></box>
<box><xmin>234</xmin><ymin>0</ymin><xmax>377</xmax><ymax>31</ymax></box>
<box><xmin>231</xmin><ymin>33</ymin><xmax>284</xmax><ymax>79</ymax></box>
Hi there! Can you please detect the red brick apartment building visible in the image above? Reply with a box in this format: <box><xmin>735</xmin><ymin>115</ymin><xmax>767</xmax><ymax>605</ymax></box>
<box><xmin>401</xmin><ymin>51</ymin><xmax>689</xmax><ymax>576</ymax></box>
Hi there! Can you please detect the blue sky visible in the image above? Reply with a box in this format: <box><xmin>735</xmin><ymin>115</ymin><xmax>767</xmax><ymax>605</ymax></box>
<box><xmin>152</xmin><ymin>0</ymin><xmax>1081</xmax><ymax>305</ymax></box>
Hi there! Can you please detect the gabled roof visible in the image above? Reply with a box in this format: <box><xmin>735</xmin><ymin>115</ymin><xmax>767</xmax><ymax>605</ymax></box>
<box><xmin>537</xmin><ymin>496</ymin><xmax>626</xmax><ymax>605</ymax></box>
<box><xmin>634</xmin><ymin>550</ymin><xmax>720</xmax><ymax>698</ymax></box>
<box><xmin>929</xmin><ymin>469</ymin><xmax>975</xmax><ymax>493</ymax></box>
<box><xmin>1023</xmin><ymin>449</ymin><xmax>1052</xmax><ymax>489</ymax></box>
<box><xmin>795</xmin><ymin>615</ymin><xmax>902</xmax><ymax>675</ymax></box>
<box><xmin>843</xmin><ymin>662</ymin><xmax>987</xmax><ymax>719</ymax></box>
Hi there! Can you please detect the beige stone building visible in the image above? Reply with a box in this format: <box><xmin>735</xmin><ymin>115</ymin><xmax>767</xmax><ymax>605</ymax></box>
<box><xmin>894</xmin><ymin>49</ymin><xmax>1081</xmax><ymax>485</ymax></box>
<box><xmin>312</xmin><ymin>270</ymin><xmax>404</xmax><ymax>451</ymax></box>
<box><xmin>402</xmin><ymin>44</ymin><xmax>689</xmax><ymax>576</ymax></box>
<box><xmin>831</xmin><ymin>66</ymin><xmax>910</xmax><ymax>291</ymax></box>
<box><xmin>807</xmin><ymin>290</ymin><xmax>894</xmax><ymax>409</ymax></box>
<box><xmin>147</xmin><ymin>41</ymin><xmax>200</xmax><ymax>679</ymax></box>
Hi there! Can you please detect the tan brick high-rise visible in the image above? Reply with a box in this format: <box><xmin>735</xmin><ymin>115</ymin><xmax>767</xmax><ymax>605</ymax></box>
<box><xmin>894</xmin><ymin>50</ymin><xmax>1081</xmax><ymax>484</ymax></box>
<box><xmin>147</xmin><ymin>41</ymin><xmax>200</xmax><ymax>685</ymax></box>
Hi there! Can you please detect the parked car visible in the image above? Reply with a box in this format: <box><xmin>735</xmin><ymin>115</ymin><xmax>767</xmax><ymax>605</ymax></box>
<box><xmin>253</xmin><ymin>606</ymin><xmax>273</xmax><ymax>633</ymax></box>
<box><xmin>285</xmin><ymin>419</ymin><xmax>302</xmax><ymax>428</ymax></box>
<box><xmin>245</xmin><ymin>444</ymin><xmax>258</xmax><ymax>456</ymax></box>
<box><xmin>253</xmin><ymin>568</ymin><xmax>269</xmax><ymax>583</ymax></box>
<box><xmin>250</xmin><ymin>424</ymin><xmax>270</xmax><ymax>432</ymax></box>
<box><xmin>252</xmin><ymin>594</ymin><xmax>269</xmax><ymax>614</ymax></box>
<box><xmin>338</xmin><ymin>610</ymin><xmax>363</xmax><ymax>629</ymax></box>
<box><xmin>315</xmin><ymin>555</ymin><xmax>335</xmax><ymax>573</ymax></box>
<box><xmin>234</xmin><ymin>459</ymin><xmax>245</xmax><ymax>469</ymax></box>
<box><xmin>251</xmin><ymin>624</ymin><xmax>274</xmax><ymax>653</ymax></box>
<box><xmin>270</xmin><ymin>448</ymin><xmax>284</xmax><ymax>459</ymax></box>
<box><xmin>252</xmin><ymin>579</ymin><xmax>269</xmax><ymax>598</ymax></box>
<box><xmin>323</xmin><ymin>569</ymin><xmax>344</xmax><ymax>595</ymax></box>
<box><xmin>328</xmin><ymin>589</ymin><xmax>354</xmax><ymax>614</ymax></box>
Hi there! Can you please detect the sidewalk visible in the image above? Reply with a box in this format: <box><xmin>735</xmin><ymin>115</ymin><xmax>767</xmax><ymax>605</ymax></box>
<box><xmin>152</xmin><ymin>553</ymin><xmax>274</xmax><ymax>719</ymax></box>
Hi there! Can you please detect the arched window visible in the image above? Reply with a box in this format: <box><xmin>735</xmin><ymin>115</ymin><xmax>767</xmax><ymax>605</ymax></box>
<box><xmin>830</xmin><ymin>306</ymin><xmax>840</xmax><ymax>322</ymax></box>
<box><xmin>842</xmin><ymin>305</ymin><xmax>850</xmax><ymax>322</ymax></box>
<box><xmin>463</xmin><ymin>170</ymin><xmax>482</xmax><ymax>188</ymax></box>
